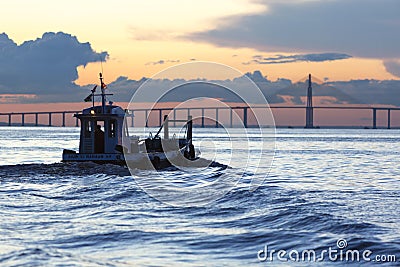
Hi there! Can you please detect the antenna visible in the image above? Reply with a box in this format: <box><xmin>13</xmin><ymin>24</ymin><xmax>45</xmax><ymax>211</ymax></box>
<box><xmin>99</xmin><ymin>73</ymin><xmax>106</xmax><ymax>114</ymax></box>
<box><xmin>99</xmin><ymin>54</ymin><xmax>106</xmax><ymax>113</ymax></box>
<box><xmin>100</xmin><ymin>57</ymin><xmax>104</xmax><ymax>77</ymax></box>
<box><xmin>96</xmin><ymin>54</ymin><xmax>113</xmax><ymax>113</ymax></box>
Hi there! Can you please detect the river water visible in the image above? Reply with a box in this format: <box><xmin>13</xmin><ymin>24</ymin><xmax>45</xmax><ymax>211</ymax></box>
<box><xmin>0</xmin><ymin>127</ymin><xmax>399</xmax><ymax>266</ymax></box>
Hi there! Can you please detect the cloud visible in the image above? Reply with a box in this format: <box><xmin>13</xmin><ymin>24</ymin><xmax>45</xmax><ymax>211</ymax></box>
<box><xmin>106</xmin><ymin>71</ymin><xmax>400</xmax><ymax>106</ymax></box>
<box><xmin>243</xmin><ymin>53</ymin><xmax>352</xmax><ymax>65</ymax></box>
<box><xmin>383</xmin><ymin>59</ymin><xmax>400</xmax><ymax>78</ymax></box>
<box><xmin>0</xmin><ymin>94</ymin><xmax>37</xmax><ymax>103</ymax></box>
<box><xmin>145</xmin><ymin>59</ymin><xmax>180</xmax><ymax>65</ymax></box>
<box><xmin>184</xmin><ymin>0</ymin><xmax>400</xmax><ymax>58</ymax></box>
<box><xmin>329</xmin><ymin>79</ymin><xmax>400</xmax><ymax>106</ymax></box>
<box><xmin>0</xmin><ymin>32</ymin><xmax>108</xmax><ymax>101</ymax></box>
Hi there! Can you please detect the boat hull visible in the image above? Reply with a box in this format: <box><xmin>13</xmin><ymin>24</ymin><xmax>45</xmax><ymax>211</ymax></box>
<box><xmin>62</xmin><ymin>149</ymin><xmax>183</xmax><ymax>169</ymax></box>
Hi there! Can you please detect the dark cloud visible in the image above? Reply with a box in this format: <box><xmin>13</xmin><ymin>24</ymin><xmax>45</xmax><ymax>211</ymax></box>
<box><xmin>104</xmin><ymin>76</ymin><xmax>146</xmax><ymax>102</ymax></box>
<box><xmin>145</xmin><ymin>59</ymin><xmax>180</xmax><ymax>65</ymax></box>
<box><xmin>106</xmin><ymin>71</ymin><xmax>400</xmax><ymax>106</ymax></box>
<box><xmin>243</xmin><ymin>53</ymin><xmax>352</xmax><ymax>65</ymax></box>
<box><xmin>383</xmin><ymin>59</ymin><xmax>400</xmax><ymax>78</ymax></box>
<box><xmin>0</xmin><ymin>32</ymin><xmax>108</xmax><ymax>101</ymax></box>
<box><xmin>328</xmin><ymin>79</ymin><xmax>400</xmax><ymax>106</ymax></box>
<box><xmin>184</xmin><ymin>0</ymin><xmax>400</xmax><ymax>58</ymax></box>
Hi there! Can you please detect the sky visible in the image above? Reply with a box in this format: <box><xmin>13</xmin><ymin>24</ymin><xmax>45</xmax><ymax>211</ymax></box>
<box><xmin>0</xmin><ymin>0</ymin><xmax>400</xmax><ymax>107</ymax></box>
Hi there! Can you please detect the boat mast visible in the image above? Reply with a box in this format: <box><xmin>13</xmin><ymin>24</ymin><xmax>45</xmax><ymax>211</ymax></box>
<box><xmin>99</xmin><ymin>73</ymin><xmax>106</xmax><ymax>114</ymax></box>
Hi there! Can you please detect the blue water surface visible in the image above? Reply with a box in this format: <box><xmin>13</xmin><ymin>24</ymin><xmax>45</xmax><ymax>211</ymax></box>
<box><xmin>0</xmin><ymin>127</ymin><xmax>399</xmax><ymax>266</ymax></box>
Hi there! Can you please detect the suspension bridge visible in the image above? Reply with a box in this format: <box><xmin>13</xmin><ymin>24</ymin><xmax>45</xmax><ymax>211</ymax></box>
<box><xmin>1</xmin><ymin>75</ymin><xmax>399</xmax><ymax>129</ymax></box>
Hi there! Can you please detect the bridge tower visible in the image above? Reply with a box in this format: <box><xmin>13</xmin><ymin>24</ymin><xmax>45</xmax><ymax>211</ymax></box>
<box><xmin>305</xmin><ymin>74</ymin><xmax>314</xmax><ymax>128</ymax></box>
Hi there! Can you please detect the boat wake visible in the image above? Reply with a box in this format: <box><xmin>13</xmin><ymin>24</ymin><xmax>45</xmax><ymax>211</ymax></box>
<box><xmin>0</xmin><ymin>162</ymin><xmax>131</xmax><ymax>178</ymax></box>
<box><xmin>0</xmin><ymin>160</ymin><xmax>229</xmax><ymax>179</ymax></box>
<box><xmin>0</xmin><ymin>161</ymin><xmax>239</xmax><ymax>207</ymax></box>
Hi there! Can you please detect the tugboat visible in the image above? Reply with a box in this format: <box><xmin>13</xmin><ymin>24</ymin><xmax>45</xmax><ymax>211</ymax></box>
<box><xmin>62</xmin><ymin>73</ymin><xmax>196</xmax><ymax>169</ymax></box>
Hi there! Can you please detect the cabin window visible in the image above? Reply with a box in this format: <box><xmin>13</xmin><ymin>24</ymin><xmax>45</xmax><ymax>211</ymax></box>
<box><xmin>95</xmin><ymin>121</ymin><xmax>105</xmax><ymax>138</ymax></box>
<box><xmin>84</xmin><ymin>121</ymin><xmax>92</xmax><ymax>138</ymax></box>
<box><xmin>94</xmin><ymin>121</ymin><xmax>105</xmax><ymax>153</ymax></box>
<box><xmin>96</xmin><ymin>120</ymin><xmax>105</xmax><ymax>130</ymax></box>
<box><xmin>109</xmin><ymin>120</ymin><xmax>116</xmax><ymax>138</ymax></box>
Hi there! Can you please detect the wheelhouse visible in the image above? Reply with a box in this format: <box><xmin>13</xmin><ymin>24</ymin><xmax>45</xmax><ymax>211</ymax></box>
<box><xmin>76</xmin><ymin>105</ymin><xmax>127</xmax><ymax>154</ymax></box>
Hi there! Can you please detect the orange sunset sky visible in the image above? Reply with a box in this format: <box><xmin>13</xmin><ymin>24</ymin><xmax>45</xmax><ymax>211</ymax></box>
<box><xmin>2</xmin><ymin>0</ymin><xmax>399</xmax><ymax>81</ymax></box>
<box><xmin>0</xmin><ymin>0</ymin><xmax>399</xmax><ymax>117</ymax></box>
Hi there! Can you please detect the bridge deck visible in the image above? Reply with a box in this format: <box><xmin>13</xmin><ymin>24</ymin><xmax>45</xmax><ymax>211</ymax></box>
<box><xmin>0</xmin><ymin>105</ymin><xmax>398</xmax><ymax>129</ymax></box>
